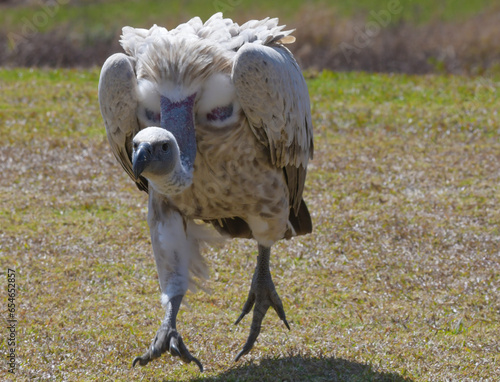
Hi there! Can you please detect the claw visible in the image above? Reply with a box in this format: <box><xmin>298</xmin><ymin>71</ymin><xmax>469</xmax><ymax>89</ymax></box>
<box><xmin>131</xmin><ymin>341</ymin><xmax>163</xmax><ymax>368</ymax></box>
<box><xmin>282</xmin><ymin>318</ymin><xmax>291</xmax><ymax>331</ymax></box>
<box><xmin>270</xmin><ymin>290</ymin><xmax>291</xmax><ymax>330</ymax></box>
<box><xmin>234</xmin><ymin>313</ymin><xmax>245</xmax><ymax>326</ymax></box>
<box><xmin>132</xmin><ymin>354</ymin><xmax>150</xmax><ymax>367</ymax></box>
<box><xmin>189</xmin><ymin>354</ymin><xmax>204</xmax><ymax>372</ymax></box>
<box><xmin>234</xmin><ymin>343</ymin><xmax>252</xmax><ymax>362</ymax></box>
<box><xmin>171</xmin><ymin>333</ymin><xmax>204</xmax><ymax>371</ymax></box>
<box><xmin>169</xmin><ymin>337</ymin><xmax>181</xmax><ymax>357</ymax></box>
<box><xmin>234</xmin><ymin>293</ymin><xmax>255</xmax><ymax>326</ymax></box>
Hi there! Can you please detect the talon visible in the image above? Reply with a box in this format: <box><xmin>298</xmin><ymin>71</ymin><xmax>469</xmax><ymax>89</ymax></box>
<box><xmin>234</xmin><ymin>312</ymin><xmax>246</xmax><ymax>326</ymax></box>
<box><xmin>270</xmin><ymin>290</ymin><xmax>290</xmax><ymax>330</ymax></box>
<box><xmin>234</xmin><ymin>346</ymin><xmax>250</xmax><ymax>362</ymax></box>
<box><xmin>169</xmin><ymin>337</ymin><xmax>181</xmax><ymax>357</ymax></box>
<box><xmin>235</xmin><ymin>285</ymin><xmax>256</xmax><ymax>326</ymax></box>
<box><xmin>173</xmin><ymin>334</ymin><xmax>204</xmax><ymax>372</ymax></box>
<box><xmin>132</xmin><ymin>353</ymin><xmax>150</xmax><ymax>367</ymax></box>
<box><xmin>283</xmin><ymin>318</ymin><xmax>291</xmax><ymax>331</ymax></box>
<box><xmin>132</xmin><ymin>356</ymin><xmax>141</xmax><ymax>367</ymax></box>
<box><xmin>191</xmin><ymin>355</ymin><xmax>204</xmax><ymax>372</ymax></box>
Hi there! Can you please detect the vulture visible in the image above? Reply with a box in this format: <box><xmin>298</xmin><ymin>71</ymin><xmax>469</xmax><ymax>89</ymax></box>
<box><xmin>98</xmin><ymin>13</ymin><xmax>313</xmax><ymax>371</ymax></box>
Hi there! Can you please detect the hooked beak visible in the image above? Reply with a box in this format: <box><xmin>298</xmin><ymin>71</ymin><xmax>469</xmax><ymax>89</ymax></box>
<box><xmin>132</xmin><ymin>142</ymin><xmax>152</xmax><ymax>180</ymax></box>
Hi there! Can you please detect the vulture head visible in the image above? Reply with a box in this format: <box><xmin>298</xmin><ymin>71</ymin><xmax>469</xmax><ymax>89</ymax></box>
<box><xmin>132</xmin><ymin>125</ymin><xmax>194</xmax><ymax>195</ymax></box>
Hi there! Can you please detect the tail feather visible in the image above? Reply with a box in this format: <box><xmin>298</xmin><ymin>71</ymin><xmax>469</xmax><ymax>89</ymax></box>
<box><xmin>207</xmin><ymin>217</ymin><xmax>253</xmax><ymax>239</ymax></box>
<box><xmin>288</xmin><ymin>199</ymin><xmax>312</xmax><ymax>236</ymax></box>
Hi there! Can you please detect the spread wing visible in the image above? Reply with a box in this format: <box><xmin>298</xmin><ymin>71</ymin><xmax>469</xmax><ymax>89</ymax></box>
<box><xmin>98</xmin><ymin>53</ymin><xmax>148</xmax><ymax>192</ymax></box>
<box><xmin>232</xmin><ymin>43</ymin><xmax>314</xmax><ymax>213</ymax></box>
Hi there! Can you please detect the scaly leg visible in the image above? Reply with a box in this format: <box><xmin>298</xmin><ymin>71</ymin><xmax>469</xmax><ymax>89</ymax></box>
<box><xmin>234</xmin><ymin>245</ymin><xmax>290</xmax><ymax>361</ymax></box>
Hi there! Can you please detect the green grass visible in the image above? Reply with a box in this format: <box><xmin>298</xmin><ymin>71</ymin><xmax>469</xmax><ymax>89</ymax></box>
<box><xmin>1</xmin><ymin>68</ymin><xmax>499</xmax><ymax>381</ymax></box>
<box><xmin>0</xmin><ymin>69</ymin><xmax>101</xmax><ymax>142</ymax></box>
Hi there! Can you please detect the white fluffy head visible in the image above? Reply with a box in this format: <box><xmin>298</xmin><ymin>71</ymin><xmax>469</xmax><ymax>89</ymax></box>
<box><xmin>120</xmin><ymin>13</ymin><xmax>296</xmax><ymax>58</ymax></box>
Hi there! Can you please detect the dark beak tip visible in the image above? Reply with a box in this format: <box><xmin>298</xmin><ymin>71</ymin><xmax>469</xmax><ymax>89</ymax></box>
<box><xmin>132</xmin><ymin>161</ymin><xmax>145</xmax><ymax>180</ymax></box>
<box><xmin>132</xmin><ymin>164</ymin><xmax>141</xmax><ymax>180</ymax></box>
<box><xmin>132</xmin><ymin>144</ymin><xmax>150</xmax><ymax>180</ymax></box>
<box><xmin>132</xmin><ymin>169</ymin><xmax>141</xmax><ymax>181</ymax></box>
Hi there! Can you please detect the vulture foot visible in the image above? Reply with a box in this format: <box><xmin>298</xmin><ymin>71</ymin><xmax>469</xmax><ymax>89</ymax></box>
<box><xmin>132</xmin><ymin>328</ymin><xmax>203</xmax><ymax>371</ymax></box>
<box><xmin>132</xmin><ymin>295</ymin><xmax>203</xmax><ymax>371</ymax></box>
<box><xmin>234</xmin><ymin>245</ymin><xmax>290</xmax><ymax>362</ymax></box>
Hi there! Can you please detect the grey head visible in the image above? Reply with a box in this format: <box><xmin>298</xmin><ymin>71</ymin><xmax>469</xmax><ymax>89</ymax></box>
<box><xmin>132</xmin><ymin>127</ymin><xmax>193</xmax><ymax>195</ymax></box>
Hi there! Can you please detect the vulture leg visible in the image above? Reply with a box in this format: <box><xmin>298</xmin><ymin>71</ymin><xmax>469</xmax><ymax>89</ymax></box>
<box><xmin>234</xmin><ymin>245</ymin><xmax>290</xmax><ymax>361</ymax></box>
<box><xmin>132</xmin><ymin>190</ymin><xmax>203</xmax><ymax>371</ymax></box>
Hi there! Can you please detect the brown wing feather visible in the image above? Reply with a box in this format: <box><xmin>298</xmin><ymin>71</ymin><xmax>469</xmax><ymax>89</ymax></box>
<box><xmin>232</xmin><ymin>43</ymin><xmax>313</xmax><ymax>215</ymax></box>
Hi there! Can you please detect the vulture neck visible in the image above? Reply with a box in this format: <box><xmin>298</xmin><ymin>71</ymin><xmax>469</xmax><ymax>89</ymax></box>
<box><xmin>160</xmin><ymin>93</ymin><xmax>197</xmax><ymax>172</ymax></box>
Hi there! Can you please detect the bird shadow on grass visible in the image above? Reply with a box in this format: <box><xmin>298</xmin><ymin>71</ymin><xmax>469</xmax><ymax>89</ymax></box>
<box><xmin>167</xmin><ymin>356</ymin><xmax>414</xmax><ymax>382</ymax></box>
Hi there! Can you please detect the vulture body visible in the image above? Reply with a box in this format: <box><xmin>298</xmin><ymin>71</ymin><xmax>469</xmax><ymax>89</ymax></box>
<box><xmin>98</xmin><ymin>13</ymin><xmax>313</xmax><ymax>371</ymax></box>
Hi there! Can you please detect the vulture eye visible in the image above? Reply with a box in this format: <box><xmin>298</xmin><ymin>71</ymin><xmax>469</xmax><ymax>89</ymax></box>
<box><xmin>207</xmin><ymin>104</ymin><xmax>233</xmax><ymax>122</ymax></box>
<box><xmin>161</xmin><ymin>143</ymin><xmax>169</xmax><ymax>152</ymax></box>
<box><xmin>133</xmin><ymin>142</ymin><xmax>138</xmax><ymax>150</ymax></box>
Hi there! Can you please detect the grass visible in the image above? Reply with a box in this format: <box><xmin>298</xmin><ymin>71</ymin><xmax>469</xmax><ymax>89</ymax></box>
<box><xmin>0</xmin><ymin>68</ymin><xmax>499</xmax><ymax>381</ymax></box>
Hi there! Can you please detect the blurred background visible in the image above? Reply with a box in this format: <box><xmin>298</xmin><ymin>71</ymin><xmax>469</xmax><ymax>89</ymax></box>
<box><xmin>1</xmin><ymin>0</ymin><xmax>499</xmax><ymax>74</ymax></box>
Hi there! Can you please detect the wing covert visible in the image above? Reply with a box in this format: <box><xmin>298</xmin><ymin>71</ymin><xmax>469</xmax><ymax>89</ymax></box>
<box><xmin>98</xmin><ymin>53</ymin><xmax>148</xmax><ymax>192</ymax></box>
<box><xmin>231</xmin><ymin>43</ymin><xmax>313</xmax><ymax>212</ymax></box>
